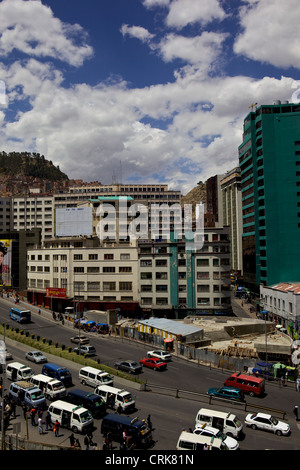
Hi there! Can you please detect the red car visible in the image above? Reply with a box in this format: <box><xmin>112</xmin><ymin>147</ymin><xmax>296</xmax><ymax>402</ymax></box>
<box><xmin>139</xmin><ymin>357</ymin><xmax>167</xmax><ymax>371</ymax></box>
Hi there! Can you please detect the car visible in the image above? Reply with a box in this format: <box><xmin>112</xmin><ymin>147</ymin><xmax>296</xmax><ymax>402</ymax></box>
<box><xmin>147</xmin><ymin>350</ymin><xmax>172</xmax><ymax>361</ymax></box>
<box><xmin>73</xmin><ymin>345</ymin><xmax>96</xmax><ymax>356</ymax></box>
<box><xmin>207</xmin><ymin>386</ymin><xmax>245</xmax><ymax>401</ymax></box>
<box><xmin>245</xmin><ymin>412</ymin><xmax>290</xmax><ymax>436</ymax></box>
<box><xmin>139</xmin><ymin>357</ymin><xmax>167</xmax><ymax>371</ymax></box>
<box><xmin>25</xmin><ymin>351</ymin><xmax>48</xmax><ymax>364</ymax></box>
<box><xmin>70</xmin><ymin>335</ymin><xmax>90</xmax><ymax>344</ymax></box>
<box><xmin>114</xmin><ymin>360</ymin><xmax>143</xmax><ymax>374</ymax></box>
<box><xmin>193</xmin><ymin>424</ymin><xmax>239</xmax><ymax>451</ymax></box>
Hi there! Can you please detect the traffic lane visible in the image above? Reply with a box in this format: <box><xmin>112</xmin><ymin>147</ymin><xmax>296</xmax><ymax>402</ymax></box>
<box><xmin>3</xmin><ymin>340</ymin><xmax>300</xmax><ymax>450</ymax></box>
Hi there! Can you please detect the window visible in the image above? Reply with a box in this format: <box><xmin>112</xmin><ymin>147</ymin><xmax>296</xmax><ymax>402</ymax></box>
<box><xmin>87</xmin><ymin>282</ymin><xmax>100</xmax><ymax>291</ymax></box>
<box><xmin>156</xmin><ymin>285</ymin><xmax>168</xmax><ymax>292</ymax></box>
<box><xmin>141</xmin><ymin>285</ymin><xmax>152</xmax><ymax>292</ymax></box>
<box><xmin>156</xmin><ymin>272</ymin><xmax>168</xmax><ymax>279</ymax></box>
<box><xmin>103</xmin><ymin>282</ymin><xmax>116</xmax><ymax>291</ymax></box>
<box><xmin>156</xmin><ymin>259</ymin><xmax>167</xmax><ymax>267</ymax></box>
<box><xmin>74</xmin><ymin>267</ymin><xmax>84</xmax><ymax>273</ymax></box>
<box><xmin>119</xmin><ymin>266</ymin><xmax>132</xmax><ymax>273</ymax></box>
<box><xmin>74</xmin><ymin>254</ymin><xmax>83</xmax><ymax>260</ymax></box>
<box><xmin>197</xmin><ymin>259</ymin><xmax>209</xmax><ymax>267</ymax></box>
<box><xmin>119</xmin><ymin>282</ymin><xmax>132</xmax><ymax>291</ymax></box>
<box><xmin>141</xmin><ymin>272</ymin><xmax>152</xmax><ymax>279</ymax></box>
<box><xmin>103</xmin><ymin>267</ymin><xmax>116</xmax><ymax>273</ymax></box>
<box><xmin>89</xmin><ymin>254</ymin><xmax>98</xmax><ymax>260</ymax></box>
<box><xmin>140</xmin><ymin>260</ymin><xmax>152</xmax><ymax>267</ymax></box>
<box><xmin>120</xmin><ymin>253</ymin><xmax>130</xmax><ymax>260</ymax></box>
<box><xmin>104</xmin><ymin>254</ymin><xmax>114</xmax><ymax>260</ymax></box>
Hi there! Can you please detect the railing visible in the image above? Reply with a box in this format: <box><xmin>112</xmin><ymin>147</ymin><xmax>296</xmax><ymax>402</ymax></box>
<box><xmin>144</xmin><ymin>383</ymin><xmax>287</xmax><ymax>419</ymax></box>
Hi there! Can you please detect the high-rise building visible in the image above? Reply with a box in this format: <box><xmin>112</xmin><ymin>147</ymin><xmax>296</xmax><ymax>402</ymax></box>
<box><xmin>239</xmin><ymin>100</ymin><xmax>300</xmax><ymax>293</ymax></box>
<box><xmin>220</xmin><ymin>167</ymin><xmax>243</xmax><ymax>274</ymax></box>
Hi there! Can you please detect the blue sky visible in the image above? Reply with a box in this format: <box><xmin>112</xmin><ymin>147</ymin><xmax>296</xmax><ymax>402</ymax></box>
<box><xmin>0</xmin><ymin>0</ymin><xmax>300</xmax><ymax>194</ymax></box>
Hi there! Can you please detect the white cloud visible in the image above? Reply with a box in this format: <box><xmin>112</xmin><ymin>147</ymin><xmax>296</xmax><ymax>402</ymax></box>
<box><xmin>120</xmin><ymin>24</ymin><xmax>155</xmax><ymax>43</ymax></box>
<box><xmin>0</xmin><ymin>0</ymin><xmax>93</xmax><ymax>66</ymax></box>
<box><xmin>166</xmin><ymin>0</ymin><xmax>227</xmax><ymax>29</ymax></box>
<box><xmin>234</xmin><ymin>0</ymin><xmax>300</xmax><ymax>69</ymax></box>
<box><xmin>158</xmin><ymin>31</ymin><xmax>228</xmax><ymax>69</ymax></box>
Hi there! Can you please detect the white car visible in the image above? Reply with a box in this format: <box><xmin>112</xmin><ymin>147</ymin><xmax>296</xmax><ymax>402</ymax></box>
<box><xmin>245</xmin><ymin>413</ymin><xmax>290</xmax><ymax>436</ymax></box>
<box><xmin>147</xmin><ymin>350</ymin><xmax>172</xmax><ymax>361</ymax></box>
<box><xmin>193</xmin><ymin>424</ymin><xmax>239</xmax><ymax>450</ymax></box>
<box><xmin>25</xmin><ymin>350</ymin><xmax>48</xmax><ymax>364</ymax></box>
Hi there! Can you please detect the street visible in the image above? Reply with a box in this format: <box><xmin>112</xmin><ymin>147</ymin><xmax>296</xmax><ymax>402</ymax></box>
<box><xmin>1</xmin><ymin>295</ymin><xmax>300</xmax><ymax>451</ymax></box>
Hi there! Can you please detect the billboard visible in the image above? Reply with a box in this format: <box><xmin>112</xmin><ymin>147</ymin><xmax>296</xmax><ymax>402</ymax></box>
<box><xmin>0</xmin><ymin>239</ymin><xmax>12</xmax><ymax>287</ymax></box>
<box><xmin>55</xmin><ymin>207</ymin><xmax>93</xmax><ymax>237</ymax></box>
<box><xmin>46</xmin><ymin>288</ymin><xmax>66</xmax><ymax>298</ymax></box>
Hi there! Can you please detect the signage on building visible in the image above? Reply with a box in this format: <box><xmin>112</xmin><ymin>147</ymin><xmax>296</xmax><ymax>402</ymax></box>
<box><xmin>46</xmin><ymin>288</ymin><xmax>67</xmax><ymax>298</ymax></box>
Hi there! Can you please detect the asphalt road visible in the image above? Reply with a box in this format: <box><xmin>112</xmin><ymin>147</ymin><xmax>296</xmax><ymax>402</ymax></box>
<box><xmin>1</xmin><ymin>296</ymin><xmax>300</xmax><ymax>452</ymax></box>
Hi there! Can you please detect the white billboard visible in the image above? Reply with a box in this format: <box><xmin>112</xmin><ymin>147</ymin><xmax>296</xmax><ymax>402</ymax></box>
<box><xmin>55</xmin><ymin>207</ymin><xmax>93</xmax><ymax>237</ymax></box>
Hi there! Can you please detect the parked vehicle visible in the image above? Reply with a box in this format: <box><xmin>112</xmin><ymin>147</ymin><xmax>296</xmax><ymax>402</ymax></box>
<box><xmin>48</xmin><ymin>400</ymin><xmax>93</xmax><ymax>434</ymax></box>
<box><xmin>114</xmin><ymin>360</ymin><xmax>142</xmax><ymax>374</ymax></box>
<box><xmin>25</xmin><ymin>350</ymin><xmax>48</xmax><ymax>364</ymax></box>
<box><xmin>245</xmin><ymin>413</ymin><xmax>290</xmax><ymax>436</ymax></box>
<box><xmin>147</xmin><ymin>350</ymin><xmax>172</xmax><ymax>361</ymax></box>
<box><xmin>176</xmin><ymin>431</ymin><xmax>225</xmax><ymax>450</ymax></box>
<box><xmin>195</xmin><ymin>408</ymin><xmax>243</xmax><ymax>439</ymax></box>
<box><xmin>73</xmin><ymin>345</ymin><xmax>96</xmax><ymax>356</ymax></box>
<box><xmin>224</xmin><ymin>372</ymin><xmax>265</xmax><ymax>397</ymax></box>
<box><xmin>193</xmin><ymin>424</ymin><xmax>239</xmax><ymax>450</ymax></box>
<box><xmin>101</xmin><ymin>413</ymin><xmax>152</xmax><ymax>448</ymax></box>
<box><xmin>6</xmin><ymin>362</ymin><xmax>34</xmax><ymax>381</ymax></box>
<box><xmin>64</xmin><ymin>388</ymin><xmax>106</xmax><ymax>418</ymax></box>
<box><xmin>207</xmin><ymin>386</ymin><xmax>245</xmax><ymax>402</ymax></box>
<box><xmin>139</xmin><ymin>357</ymin><xmax>167</xmax><ymax>371</ymax></box>
<box><xmin>95</xmin><ymin>385</ymin><xmax>136</xmax><ymax>413</ymax></box>
<box><xmin>9</xmin><ymin>380</ymin><xmax>47</xmax><ymax>409</ymax></box>
<box><xmin>30</xmin><ymin>374</ymin><xmax>66</xmax><ymax>400</ymax></box>
<box><xmin>79</xmin><ymin>366</ymin><xmax>113</xmax><ymax>387</ymax></box>
<box><xmin>42</xmin><ymin>363</ymin><xmax>73</xmax><ymax>387</ymax></box>
<box><xmin>70</xmin><ymin>335</ymin><xmax>89</xmax><ymax>344</ymax></box>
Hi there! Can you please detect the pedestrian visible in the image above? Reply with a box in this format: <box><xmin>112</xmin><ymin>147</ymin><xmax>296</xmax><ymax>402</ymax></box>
<box><xmin>22</xmin><ymin>403</ymin><xmax>28</xmax><ymax>420</ymax></box>
<box><xmin>30</xmin><ymin>407</ymin><xmax>36</xmax><ymax>426</ymax></box>
<box><xmin>296</xmin><ymin>377</ymin><xmax>300</xmax><ymax>392</ymax></box>
<box><xmin>45</xmin><ymin>411</ymin><xmax>53</xmax><ymax>431</ymax></box>
<box><xmin>293</xmin><ymin>406</ymin><xmax>299</xmax><ymax>421</ymax></box>
<box><xmin>147</xmin><ymin>414</ymin><xmax>152</xmax><ymax>430</ymax></box>
<box><xmin>38</xmin><ymin>416</ymin><xmax>43</xmax><ymax>434</ymax></box>
<box><xmin>53</xmin><ymin>420</ymin><xmax>60</xmax><ymax>437</ymax></box>
<box><xmin>74</xmin><ymin>438</ymin><xmax>81</xmax><ymax>449</ymax></box>
<box><xmin>69</xmin><ymin>433</ymin><xmax>75</xmax><ymax>447</ymax></box>
<box><xmin>84</xmin><ymin>434</ymin><xmax>90</xmax><ymax>450</ymax></box>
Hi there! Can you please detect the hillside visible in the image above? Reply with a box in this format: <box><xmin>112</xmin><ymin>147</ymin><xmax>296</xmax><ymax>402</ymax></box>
<box><xmin>181</xmin><ymin>182</ymin><xmax>206</xmax><ymax>207</ymax></box>
<box><xmin>0</xmin><ymin>151</ymin><xmax>68</xmax><ymax>181</ymax></box>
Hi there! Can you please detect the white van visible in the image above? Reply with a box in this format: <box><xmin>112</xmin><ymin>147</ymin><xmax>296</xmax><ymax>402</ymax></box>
<box><xmin>94</xmin><ymin>385</ymin><xmax>136</xmax><ymax>413</ymax></box>
<box><xmin>6</xmin><ymin>362</ymin><xmax>34</xmax><ymax>381</ymax></box>
<box><xmin>176</xmin><ymin>431</ymin><xmax>225</xmax><ymax>450</ymax></box>
<box><xmin>195</xmin><ymin>408</ymin><xmax>243</xmax><ymax>439</ymax></box>
<box><xmin>48</xmin><ymin>400</ymin><xmax>93</xmax><ymax>434</ymax></box>
<box><xmin>79</xmin><ymin>366</ymin><xmax>113</xmax><ymax>388</ymax></box>
<box><xmin>30</xmin><ymin>374</ymin><xmax>66</xmax><ymax>401</ymax></box>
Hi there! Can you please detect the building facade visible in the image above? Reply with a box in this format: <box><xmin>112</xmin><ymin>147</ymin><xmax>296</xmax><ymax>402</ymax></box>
<box><xmin>239</xmin><ymin>101</ymin><xmax>300</xmax><ymax>293</ymax></box>
<box><xmin>260</xmin><ymin>282</ymin><xmax>300</xmax><ymax>331</ymax></box>
<box><xmin>220</xmin><ymin>167</ymin><xmax>243</xmax><ymax>274</ymax></box>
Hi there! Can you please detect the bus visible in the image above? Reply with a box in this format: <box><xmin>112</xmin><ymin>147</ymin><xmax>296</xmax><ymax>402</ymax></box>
<box><xmin>9</xmin><ymin>307</ymin><xmax>31</xmax><ymax>323</ymax></box>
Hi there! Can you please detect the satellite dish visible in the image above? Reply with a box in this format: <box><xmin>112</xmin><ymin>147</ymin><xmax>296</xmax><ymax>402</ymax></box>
<box><xmin>292</xmin><ymin>350</ymin><xmax>300</xmax><ymax>365</ymax></box>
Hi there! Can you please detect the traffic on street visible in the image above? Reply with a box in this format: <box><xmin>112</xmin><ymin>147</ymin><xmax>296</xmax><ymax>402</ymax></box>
<box><xmin>1</xmin><ymin>295</ymin><xmax>300</xmax><ymax>451</ymax></box>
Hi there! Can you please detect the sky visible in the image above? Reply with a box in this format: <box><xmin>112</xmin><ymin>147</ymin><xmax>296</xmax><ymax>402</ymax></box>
<box><xmin>0</xmin><ymin>0</ymin><xmax>300</xmax><ymax>195</ymax></box>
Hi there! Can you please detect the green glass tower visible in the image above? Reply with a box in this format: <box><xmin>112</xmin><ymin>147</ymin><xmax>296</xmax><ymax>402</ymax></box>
<box><xmin>239</xmin><ymin>101</ymin><xmax>300</xmax><ymax>293</ymax></box>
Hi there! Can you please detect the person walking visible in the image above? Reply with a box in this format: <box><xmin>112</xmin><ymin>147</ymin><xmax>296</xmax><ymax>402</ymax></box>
<box><xmin>45</xmin><ymin>411</ymin><xmax>53</xmax><ymax>431</ymax></box>
<box><xmin>38</xmin><ymin>416</ymin><xmax>43</xmax><ymax>435</ymax></box>
<box><xmin>30</xmin><ymin>407</ymin><xmax>36</xmax><ymax>426</ymax></box>
<box><xmin>296</xmin><ymin>377</ymin><xmax>300</xmax><ymax>392</ymax></box>
<box><xmin>293</xmin><ymin>406</ymin><xmax>299</xmax><ymax>421</ymax></box>
<box><xmin>69</xmin><ymin>433</ymin><xmax>75</xmax><ymax>447</ymax></box>
<box><xmin>84</xmin><ymin>434</ymin><xmax>90</xmax><ymax>450</ymax></box>
<box><xmin>53</xmin><ymin>420</ymin><xmax>60</xmax><ymax>437</ymax></box>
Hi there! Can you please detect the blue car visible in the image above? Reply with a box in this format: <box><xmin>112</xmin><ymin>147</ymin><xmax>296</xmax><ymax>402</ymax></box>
<box><xmin>207</xmin><ymin>386</ymin><xmax>245</xmax><ymax>401</ymax></box>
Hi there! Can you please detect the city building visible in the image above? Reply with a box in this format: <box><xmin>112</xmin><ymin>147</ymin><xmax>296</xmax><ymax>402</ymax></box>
<box><xmin>260</xmin><ymin>282</ymin><xmax>300</xmax><ymax>331</ymax></box>
<box><xmin>220</xmin><ymin>167</ymin><xmax>243</xmax><ymax>274</ymax></box>
<box><xmin>239</xmin><ymin>100</ymin><xmax>300</xmax><ymax>293</ymax></box>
